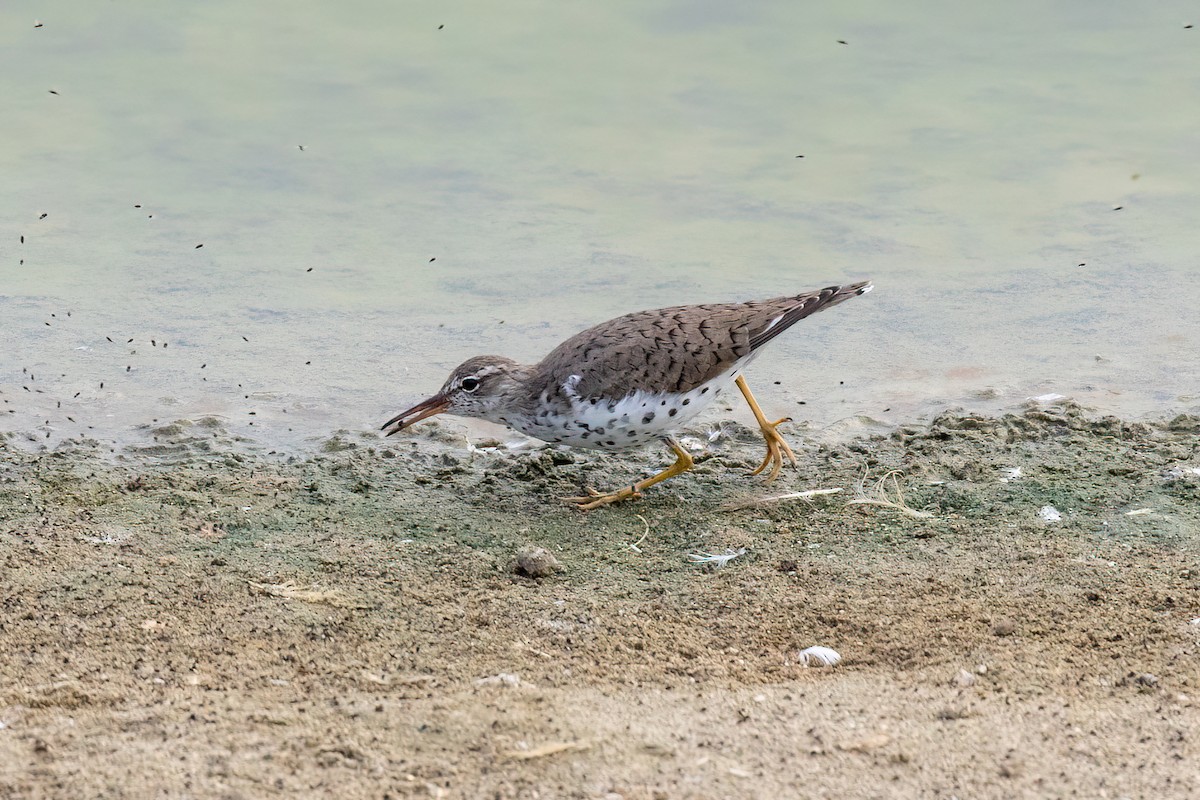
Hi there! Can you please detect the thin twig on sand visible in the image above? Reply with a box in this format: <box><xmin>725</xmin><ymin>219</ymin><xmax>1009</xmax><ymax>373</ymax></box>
<box><xmin>504</xmin><ymin>741</ymin><xmax>591</xmax><ymax>760</ymax></box>
<box><xmin>248</xmin><ymin>581</ymin><xmax>371</xmax><ymax>608</ymax></box>
<box><xmin>628</xmin><ymin>514</ymin><xmax>651</xmax><ymax>552</ymax></box>
<box><xmin>722</xmin><ymin>487</ymin><xmax>843</xmax><ymax>511</ymax></box>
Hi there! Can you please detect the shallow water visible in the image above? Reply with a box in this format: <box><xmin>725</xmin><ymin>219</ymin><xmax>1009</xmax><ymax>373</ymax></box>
<box><xmin>3</xmin><ymin>1</ymin><xmax>1198</xmax><ymax>451</ymax></box>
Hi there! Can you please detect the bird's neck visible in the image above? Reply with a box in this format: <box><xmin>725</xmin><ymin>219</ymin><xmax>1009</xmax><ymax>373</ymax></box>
<box><xmin>479</xmin><ymin>363</ymin><xmax>540</xmax><ymax>426</ymax></box>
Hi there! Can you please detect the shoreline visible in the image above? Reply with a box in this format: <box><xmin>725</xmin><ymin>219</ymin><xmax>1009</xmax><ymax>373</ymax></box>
<box><xmin>2</xmin><ymin>402</ymin><xmax>1198</xmax><ymax>797</ymax></box>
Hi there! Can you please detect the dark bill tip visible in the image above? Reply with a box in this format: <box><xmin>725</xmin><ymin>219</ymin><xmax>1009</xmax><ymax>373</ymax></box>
<box><xmin>381</xmin><ymin>394</ymin><xmax>450</xmax><ymax>435</ymax></box>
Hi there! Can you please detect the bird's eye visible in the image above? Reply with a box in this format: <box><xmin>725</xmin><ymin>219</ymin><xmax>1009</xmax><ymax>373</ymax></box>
<box><xmin>460</xmin><ymin>377</ymin><xmax>481</xmax><ymax>392</ymax></box>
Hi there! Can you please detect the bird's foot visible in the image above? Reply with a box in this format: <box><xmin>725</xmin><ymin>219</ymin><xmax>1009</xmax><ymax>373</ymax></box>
<box><xmin>748</xmin><ymin>416</ymin><xmax>798</xmax><ymax>482</ymax></box>
<box><xmin>562</xmin><ymin>439</ymin><xmax>694</xmax><ymax>511</ymax></box>
<box><xmin>562</xmin><ymin>485</ymin><xmax>643</xmax><ymax>511</ymax></box>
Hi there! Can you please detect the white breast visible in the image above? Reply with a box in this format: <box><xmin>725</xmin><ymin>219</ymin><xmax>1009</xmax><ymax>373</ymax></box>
<box><xmin>512</xmin><ymin>362</ymin><xmax>751</xmax><ymax>451</ymax></box>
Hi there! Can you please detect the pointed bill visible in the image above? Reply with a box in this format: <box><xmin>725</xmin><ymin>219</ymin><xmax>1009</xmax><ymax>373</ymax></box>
<box><xmin>381</xmin><ymin>393</ymin><xmax>451</xmax><ymax>436</ymax></box>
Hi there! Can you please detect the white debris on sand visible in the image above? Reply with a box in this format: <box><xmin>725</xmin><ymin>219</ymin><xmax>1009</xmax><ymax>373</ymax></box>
<box><xmin>687</xmin><ymin>548</ymin><xmax>747</xmax><ymax>568</ymax></box>
<box><xmin>798</xmin><ymin>646</ymin><xmax>843</xmax><ymax>667</ymax></box>
<box><xmin>1000</xmin><ymin>467</ymin><xmax>1023</xmax><ymax>482</ymax></box>
<box><xmin>1028</xmin><ymin>393</ymin><xmax>1068</xmax><ymax>404</ymax></box>
<box><xmin>1039</xmin><ymin>505</ymin><xmax>1063</xmax><ymax>523</ymax></box>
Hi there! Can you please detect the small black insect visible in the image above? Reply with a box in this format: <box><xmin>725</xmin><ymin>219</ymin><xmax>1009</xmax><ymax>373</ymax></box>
<box><xmin>39</xmin><ymin>213</ymin><xmax>47</xmax><ymax>219</ymax></box>
<box><xmin>195</xmin><ymin>243</ymin><xmax>204</xmax><ymax>249</ymax></box>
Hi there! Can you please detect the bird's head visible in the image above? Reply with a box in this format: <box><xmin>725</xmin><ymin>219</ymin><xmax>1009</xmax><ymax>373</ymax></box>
<box><xmin>381</xmin><ymin>355</ymin><xmax>523</xmax><ymax>435</ymax></box>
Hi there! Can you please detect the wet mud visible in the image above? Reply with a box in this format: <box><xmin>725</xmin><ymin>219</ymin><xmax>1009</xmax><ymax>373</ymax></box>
<box><xmin>1</xmin><ymin>402</ymin><xmax>1198</xmax><ymax>798</ymax></box>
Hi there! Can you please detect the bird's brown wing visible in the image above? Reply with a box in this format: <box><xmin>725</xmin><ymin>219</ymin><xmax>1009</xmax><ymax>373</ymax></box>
<box><xmin>529</xmin><ymin>282</ymin><xmax>871</xmax><ymax>402</ymax></box>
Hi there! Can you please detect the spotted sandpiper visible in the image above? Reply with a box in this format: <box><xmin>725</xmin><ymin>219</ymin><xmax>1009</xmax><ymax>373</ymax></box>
<box><xmin>383</xmin><ymin>281</ymin><xmax>872</xmax><ymax>509</ymax></box>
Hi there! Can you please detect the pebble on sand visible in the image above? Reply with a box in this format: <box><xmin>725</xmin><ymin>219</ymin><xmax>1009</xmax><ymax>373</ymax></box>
<box><xmin>513</xmin><ymin>546</ymin><xmax>561</xmax><ymax>578</ymax></box>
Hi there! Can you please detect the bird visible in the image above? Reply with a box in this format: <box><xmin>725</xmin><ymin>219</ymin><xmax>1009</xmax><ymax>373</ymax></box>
<box><xmin>382</xmin><ymin>281</ymin><xmax>872</xmax><ymax>509</ymax></box>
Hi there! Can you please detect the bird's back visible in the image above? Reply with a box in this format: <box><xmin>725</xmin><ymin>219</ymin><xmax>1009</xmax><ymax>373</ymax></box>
<box><xmin>527</xmin><ymin>282</ymin><xmax>871</xmax><ymax>404</ymax></box>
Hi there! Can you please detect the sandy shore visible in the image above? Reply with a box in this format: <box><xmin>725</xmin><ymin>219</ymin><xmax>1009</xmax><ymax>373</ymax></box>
<box><xmin>1</xmin><ymin>402</ymin><xmax>1198</xmax><ymax>798</ymax></box>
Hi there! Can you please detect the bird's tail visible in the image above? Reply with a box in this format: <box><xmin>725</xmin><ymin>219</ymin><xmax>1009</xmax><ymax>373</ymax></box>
<box><xmin>748</xmin><ymin>280</ymin><xmax>873</xmax><ymax>351</ymax></box>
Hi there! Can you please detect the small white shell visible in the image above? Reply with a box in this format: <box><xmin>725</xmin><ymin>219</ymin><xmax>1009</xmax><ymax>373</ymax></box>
<box><xmin>798</xmin><ymin>646</ymin><xmax>842</xmax><ymax>667</ymax></box>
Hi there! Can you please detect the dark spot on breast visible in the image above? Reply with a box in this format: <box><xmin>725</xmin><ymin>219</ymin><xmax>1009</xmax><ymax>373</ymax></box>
<box><xmin>590</xmin><ymin>398</ymin><xmax>598</xmax><ymax>405</ymax></box>
<box><xmin>661</xmin><ymin>400</ymin><xmax>667</xmax><ymax>406</ymax></box>
<box><xmin>605</xmin><ymin>439</ymin><xmax>615</xmax><ymax>446</ymax></box>
<box><xmin>595</xmin><ymin>427</ymin><xmax>606</xmax><ymax>435</ymax></box>
<box><xmin>682</xmin><ymin>398</ymin><xmax>690</xmax><ymax>406</ymax></box>
<box><xmin>642</xmin><ymin>412</ymin><xmax>655</xmax><ymax>424</ymax></box>
<box><xmin>668</xmin><ymin>408</ymin><xmax>678</xmax><ymax>417</ymax></box>
<box><xmin>608</xmin><ymin>418</ymin><xmax>618</xmax><ymax>426</ymax></box>
<box><xmin>627</xmin><ymin>430</ymin><xmax>637</xmax><ymax>437</ymax></box>
<box><xmin>701</xmin><ymin>387</ymin><xmax>709</xmax><ymax>394</ymax></box>
<box><xmin>581</xmin><ymin>432</ymin><xmax>590</xmax><ymax>439</ymax></box>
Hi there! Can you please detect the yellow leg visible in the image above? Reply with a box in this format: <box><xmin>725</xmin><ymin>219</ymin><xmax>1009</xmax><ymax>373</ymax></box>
<box><xmin>735</xmin><ymin>375</ymin><xmax>797</xmax><ymax>482</ymax></box>
<box><xmin>564</xmin><ymin>438</ymin><xmax>695</xmax><ymax>511</ymax></box>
